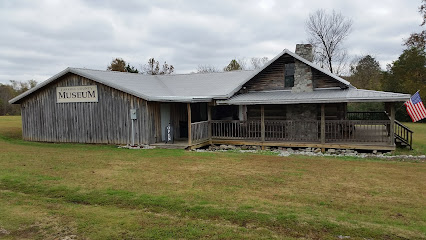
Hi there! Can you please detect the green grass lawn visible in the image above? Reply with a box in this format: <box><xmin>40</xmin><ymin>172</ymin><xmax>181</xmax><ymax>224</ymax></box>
<box><xmin>394</xmin><ymin>122</ymin><xmax>426</xmax><ymax>156</ymax></box>
<box><xmin>0</xmin><ymin>116</ymin><xmax>425</xmax><ymax>239</ymax></box>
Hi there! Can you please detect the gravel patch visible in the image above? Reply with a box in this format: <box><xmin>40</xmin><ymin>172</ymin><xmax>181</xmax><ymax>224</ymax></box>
<box><xmin>193</xmin><ymin>145</ymin><xmax>426</xmax><ymax>162</ymax></box>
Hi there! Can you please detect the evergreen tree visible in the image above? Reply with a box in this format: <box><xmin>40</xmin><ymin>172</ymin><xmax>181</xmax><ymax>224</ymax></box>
<box><xmin>223</xmin><ymin>59</ymin><xmax>242</xmax><ymax>71</ymax></box>
<box><xmin>381</xmin><ymin>48</ymin><xmax>426</xmax><ymax>121</ymax></box>
<box><xmin>350</xmin><ymin>55</ymin><xmax>382</xmax><ymax>90</ymax></box>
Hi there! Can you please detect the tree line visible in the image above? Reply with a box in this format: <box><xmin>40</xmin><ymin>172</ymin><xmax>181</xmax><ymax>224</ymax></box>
<box><xmin>107</xmin><ymin>57</ymin><xmax>174</xmax><ymax>75</ymax></box>
<box><xmin>0</xmin><ymin>80</ymin><xmax>37</xmax><ymax>115</ymax></box>
<box><xmin>107</xmin><ymin>56</ymin><xmax>270</xmax><ymax>75</ymax></box>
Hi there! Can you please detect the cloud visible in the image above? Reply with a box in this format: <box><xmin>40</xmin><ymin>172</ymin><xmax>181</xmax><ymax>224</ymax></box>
<box><xmin>0</xmin><ymin>0</ymin><xmax>423</xmax><ymax>84</ymax></box>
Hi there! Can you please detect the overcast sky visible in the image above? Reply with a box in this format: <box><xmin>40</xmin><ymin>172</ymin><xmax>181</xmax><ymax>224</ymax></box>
<box><xmin>0</xmin><ymin>0</ymin><xmax>424</xmax><ymax>84</ymax></box>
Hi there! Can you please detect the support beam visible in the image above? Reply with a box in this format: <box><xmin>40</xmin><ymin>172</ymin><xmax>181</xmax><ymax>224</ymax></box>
<box><xmin>389</xmin><ymin>102</ymin><xmax>395</xmax><ymax>146</ymax></box>
<box><xmin>187</xmin><ymin>103</ymin><xmax>192</xmax><ymax>146</ymax></box>
<box><xmin>261</xmin><ymin>105</ymin><xmax>265</xmax><ymax>150</ymax></box>
<box><xmin>207</xmin><ymin>105</ymin><xmax>212</xmax><ymax>145</ymax></box>
<box><xmin>321</xmin><ymin>104</ymin><xmax>326</xmax><ymax>153</ymax></box>
<box><xmin>321</xmin><ymin>104</ymin><xmax>325</xmax><ymax>144</ymax></box>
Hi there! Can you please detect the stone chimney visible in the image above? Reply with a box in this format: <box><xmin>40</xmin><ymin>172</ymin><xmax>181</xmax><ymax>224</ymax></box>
<box><xmin>295</xmin><ymin>44</ymin><xmax>314</xmax><ymax>62</ymax></box>
<box><xmin>292</xmin><ymin>44</ymin><xmax>313</xmax><ymax>93</ymax></box>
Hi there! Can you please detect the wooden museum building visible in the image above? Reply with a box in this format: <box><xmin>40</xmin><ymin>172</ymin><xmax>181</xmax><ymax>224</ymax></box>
<box><xmin>9</xmin><ymin>44</ymin><xmax>413</xmax><ymax>151</ymax></box>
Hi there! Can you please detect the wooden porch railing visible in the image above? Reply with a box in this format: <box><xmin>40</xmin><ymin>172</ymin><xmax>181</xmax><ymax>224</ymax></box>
<box><xmin>211</xmin><ymin>120</ymin><xmax>261</xmax><ymax>140</ymax></box>
<box><xmin>394</xmin><ymin>120</ymin><xmax>413</xmax><ymax>150</ymax></box>
<box><xmin>207</xmin><ymin>119</ymin><xmax>392</xmax><ymax>144</ymax></box>
<box><xmin>191</xmin><ymin>121</ymin><xmax>209</xmax><ymax>143</ymax></box>
<box><xmin>190</xmin><ymin>119</ymin><xmax>396</xmax><ymax>146</ymax></box>
<box><xmin>264</xmin><ymin>120</ymin><xmax>320</xmax><ymax>142</ymax></box>
<box><xmin>188</xmin><ymin>110</ymin><xmax>412</xmax><ymax>149</ymax></box>
<box><xmin>325</xmin><ymin>120</ymin><xmax>391</xmax><ymax>143</ymax></box>
<box><xmin>347</xmin><ymin>111</ymin><xmax>414</xmax><ymax>149</ymax></box>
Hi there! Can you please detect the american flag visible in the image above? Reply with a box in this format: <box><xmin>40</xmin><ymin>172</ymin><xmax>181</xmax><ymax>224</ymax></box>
<box><xmin>405</xmin><ymin>91</ymin><xmax>426</xmax><ymax>122</ymax></box>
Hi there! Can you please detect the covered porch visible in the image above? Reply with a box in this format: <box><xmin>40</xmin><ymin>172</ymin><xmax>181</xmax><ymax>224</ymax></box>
<box><xmin>153</xmin><ymin>87</ymin><xmax>413</xmax><ymax>151</ymax></box>
<box><xmin>188</xmin><ymin>104</ymin><xmax>400</xmax><ymax>151</ymax></box>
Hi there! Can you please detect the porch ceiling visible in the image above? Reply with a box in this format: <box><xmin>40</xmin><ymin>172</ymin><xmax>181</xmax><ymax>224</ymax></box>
<box><xmin>216</xmin><ymin>88</ymin><xmax>411</xmax><ymax>105</ymax></box>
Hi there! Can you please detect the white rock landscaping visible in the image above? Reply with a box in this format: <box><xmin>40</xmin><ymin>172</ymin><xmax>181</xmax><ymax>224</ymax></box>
<box><xmin>194</xmin><ymin>145</ymin><xmax>426</xmax><ymax>162</ymax></box>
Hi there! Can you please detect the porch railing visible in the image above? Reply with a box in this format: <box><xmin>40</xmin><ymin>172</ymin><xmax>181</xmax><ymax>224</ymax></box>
<box><xmin>394</xmin><ymin>120</ymin><xmax>413</xmax><ymax>149</ymax></box>
<box><xmin>188</xmin><ymin>113</ymin><xmax>411</xmax><ymax>148</ymax></box>
<box><xmin>264</xmin><ymin>120</ymin><xmax>320</xmax><ymax>142</ymax></box>
<box><xmin>207</xmin><ymin>119</ymin><xmax>391</xmax><ymax>144</ymax></box>
<box><xmin>191</xmin><ymin>120</ymin><xmax>209</xmax><ymax>143</ymax></box>
<box><xmin>211</xmin><ymin>120</ymin><xmax>261</xmax><ymax>139</ymax></box>
<box><xmin>325</xmin><ymin>120</ymin><xmax>391</xmax><ymax>142</ymax></box>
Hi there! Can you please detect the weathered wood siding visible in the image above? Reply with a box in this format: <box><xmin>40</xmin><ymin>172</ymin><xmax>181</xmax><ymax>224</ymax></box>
<box><xmin>20</xmin><ymin>73</ymin><xmax>155</xmax><ymax>144</ymax></box>
<box><xmin>170</xmin><ymin>103</ymin><xmax>187</xmax><ymax>139</ymax></box>
<box><xmin>244</xmin><ymin>55</ymin><xmax>293</xmax><ymax>91</ymax></box>
<box><xmin>149</xmin><ymin>102</ymin><xmax>162</xmax><ymax>143</ymax></box>
<box><xmin>312</xmin><ymin>68</ymin><xmax>346</xmax><ymax>88</ymax></box>
<box><xmin>243</xmin><ymin>54</ymin><xmax>345</xmax><ymax>91</ymax></box>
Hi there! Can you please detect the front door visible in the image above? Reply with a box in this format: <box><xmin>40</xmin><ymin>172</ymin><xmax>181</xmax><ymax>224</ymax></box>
<box><xmin>160</xmin><ymin>103</ymin><xmax>171</xmax><ymax>141</ymax></box>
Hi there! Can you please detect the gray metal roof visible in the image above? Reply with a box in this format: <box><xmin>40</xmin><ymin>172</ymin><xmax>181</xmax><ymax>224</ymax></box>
<box><xmin>9</xmin><ymin>49</ymin><xmax>395</xmax><ymax>105</ymax></box>
<box><xmin>9</xmin><ymin>67</ymin><xmax>255</xmax><ymax>103</ymax></box>
<box><xmin>217</xmin><ymin>88</ymin><xmax>411</xmax><ymax>105</ymax></box>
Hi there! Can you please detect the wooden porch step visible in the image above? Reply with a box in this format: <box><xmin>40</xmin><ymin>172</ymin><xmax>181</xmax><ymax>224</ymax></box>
<box><xmin>151</xmin><ymin>141</ymin><xmax>189</xmax><ymax>149</ymax></box>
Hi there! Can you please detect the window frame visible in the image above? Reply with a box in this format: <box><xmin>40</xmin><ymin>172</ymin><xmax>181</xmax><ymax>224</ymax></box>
<box><xmin>284</xmin><ymin>63</ymin><xmax>295</xmax><ymax>89</ymax></box>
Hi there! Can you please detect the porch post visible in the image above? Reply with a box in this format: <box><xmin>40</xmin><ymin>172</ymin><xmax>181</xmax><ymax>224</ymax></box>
<box><xmin>389</xmin><ymin>102</ymin><xmax>395</xmax><ymax>146</ymax></box>
<box><xmin>208</xmin><ymin>104</ymin><xmax>212</xmax><ymax>145</ymax></box>
<box><xmin>187</xmin><ymin>103</ymin><xmax>192</xmax><ymax>146</ymax></box>
<box><xmin>321</xmin><ymin>104</ymin><xmax>325</xmax><ymax>145</ymax></box>
<box><xmin>261</xmin><ymin>105</ymin><xmax>265</xmax><ymax>149</ymax></box>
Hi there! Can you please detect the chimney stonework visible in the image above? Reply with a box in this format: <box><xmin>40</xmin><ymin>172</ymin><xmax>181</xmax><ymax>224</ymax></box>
<box><xmin>292</xmin><ymin>44</ymin><xmax>314</xmax><ymax>93</ymax></box>
<box><xmin>295</xmin><ymin>44</ymin><xmax>314</xmax><ymax>62</ymax></box>
<box><xmin>287</xmin><ymin>44</ymin><xmax>317</xmax><ymax>136</ymax></box>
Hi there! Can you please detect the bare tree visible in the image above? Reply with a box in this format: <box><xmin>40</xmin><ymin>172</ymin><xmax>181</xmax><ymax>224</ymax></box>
<box><xmin>198</xmin><ymin>56</ymin><xmax>269</xmax><ymax>73</ymax></box>
<box><xmin>236</xmin><ymin>58</ymin><xmax>248</xmax><ymax>70</ymax></box>
<box><xmin>196</xmin><ymin>65</ymin><xmax>220</xmax><ymax>73</ymax></box>
<box><xmin>420</xmin><ymin>0</ymin><xmax>426</xmax><ymax>26</ymax></box>
<box><xmin>250</xmin><ymin>57</ymin><xmax>269</xmax><ymax>69</ymax></box>
<box><xmin>305</xmin><ymin>9</ymin><xmax>353</xmax><ymax>74</ymax></box>
<box><xmin>10</xmin><ymin>79</ymin><xmax>37</xmax><ymax>92</ymax></box>
<box><xmin>142</xmin><ymin>58</ymin><xmax>174</xmax><ymax>75</ymax></box>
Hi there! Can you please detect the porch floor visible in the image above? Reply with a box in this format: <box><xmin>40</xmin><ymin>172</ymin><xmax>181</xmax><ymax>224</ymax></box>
<box><xmin>210</xmin><ymin>139</ymin><xmax>395</xmax><ymax>151</ymax></box>
<box><xmin>151</xmin><ymin>138</ymin><xmax>395</xmax><ymax>151</ymax></box>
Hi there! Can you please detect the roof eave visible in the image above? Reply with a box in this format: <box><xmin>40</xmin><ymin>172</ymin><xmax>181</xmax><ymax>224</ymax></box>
<box><xmin>9</xmin><ymin>67</ymin><xmax>159</xmax><ymax>104</ymax></box>
<box><xmin>152</xmin><ymin>96</ymin><xmax>214</xmax><ymax>103</ymax></box>
<box><xmin>9</xmin><ymin>67</ymin><xmax>73</xmax><ymax>104</ymax></box>
<box><xmin>217</xmin><ymin>97</ymin><xmax>410</xmax><ymax>105</ymax></box>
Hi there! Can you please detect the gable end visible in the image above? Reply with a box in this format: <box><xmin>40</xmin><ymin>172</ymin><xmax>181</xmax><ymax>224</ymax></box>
<box><xmin>243</xmin><ymin>54</ymin><xmax>294</xmax><ymax>91</ymax></box>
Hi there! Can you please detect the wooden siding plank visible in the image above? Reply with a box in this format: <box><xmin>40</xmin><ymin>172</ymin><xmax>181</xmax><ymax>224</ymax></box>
<box><xmin>19</xmin><ymin>73</ymin><xmax>152</xmax><ymax>145</ymax></box>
